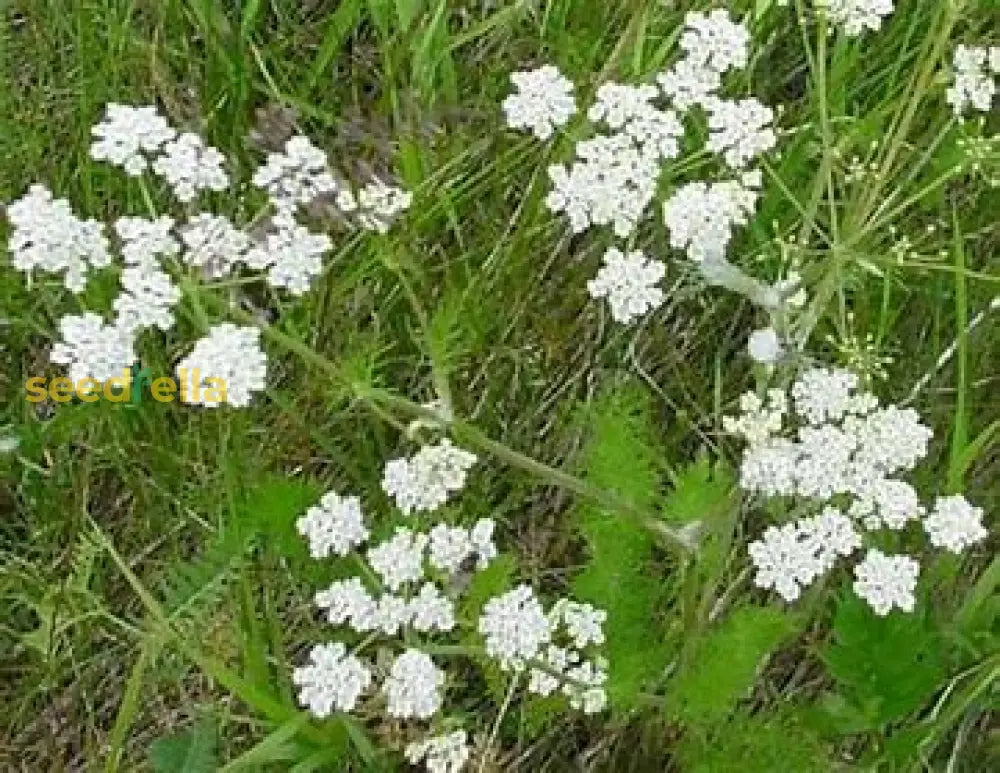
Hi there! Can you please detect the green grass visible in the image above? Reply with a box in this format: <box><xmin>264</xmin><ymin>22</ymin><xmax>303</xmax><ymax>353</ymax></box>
<box><xmin>2</xmin><ymin>0</ymin><xmax>1000</xmax><ymax>769</ymax></box>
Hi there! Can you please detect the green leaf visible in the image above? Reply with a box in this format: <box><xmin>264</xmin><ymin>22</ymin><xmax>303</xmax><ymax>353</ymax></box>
<box><xmin>670</xmin><ymin>607</ymin><xmax>795</xmax><ymax>726</ymax></box>
<box><xmin>662</xmin><ymin>453</ymin><xmax>736</xmax><ymax>524</ymax></box>
<box><xmin>822</xmin><ymin>591</ymin><xmax>948</xmax><ymax>728</ymax></box>
<box><xmin>150</xmin><ymin>721</ymin><xmax>217</xmax><ymax>773</ymax></box>
<box><xmin>572</xmin><ymin>389</ymin><xmax>673</xmax><ymax>710</ymax></box>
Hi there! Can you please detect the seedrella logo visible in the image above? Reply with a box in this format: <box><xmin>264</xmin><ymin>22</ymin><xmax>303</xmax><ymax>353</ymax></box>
<box><xmin>24</xmin><ymin>363</ymin><xmax>227</xmax><ymax>405</ymax></box>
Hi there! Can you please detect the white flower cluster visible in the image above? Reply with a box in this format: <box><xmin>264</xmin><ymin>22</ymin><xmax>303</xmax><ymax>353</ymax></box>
<box><xmin>293</xmin><ymin>482</ymin><xmax>609</xmax><ymax>773</ymax></box>
<box><xmin>174</xmin><ymin>324</ymin><xmax>267</xmax><ymax>408</ymax></box>
<box><xmin>705</xmin><ymin>98</ymin><xmax>777</xmax><ymax>169</ymax></box>
<box><xmin>6</xmin><ymin>185</ymin><xmax>112</xmax><ymax>292</ymax></box>
<box><xmin>662</xmin><ymin>171</ymin><xmax>762</xmax><ymax>264</ymax></box>
<box><xmin>253</xmin><ymin>134</ymin><xmax>340</xmax><ymax>213</ymax></box>
<box><xmin>296</xmin><ymin>505</ymin><xmax>498</xmax><ymax>724</ymax></box>
<box><xmin>152</xmin><ymin>132</ymin><xmax>229</xmax><ymax>202</ymax></box>
<box><xmin>356</xmin><ymin>179</ymin><xmax>414</xmax><ymax>234</ymax></box>
<box><xmin>244</xmin><ymin>217</ymin><xmax>333</xmax><ymax>295</ymax></box>
<box><xmin>405</xmin><ymin>730</ymin><xmax>470</xmax><ymax>773</ymax></box>
<box><xmin>7</xmin><ymin>105</ymin><xmax>413</xmax><ymax>407</ymax></box>
<box><xmin>508</xmin><ymin>12</ymin><xmax>777</xmax><ymax>324</ymax></box>
<box><xmin>112</xmin><ymin>216</ymin><xmax>182</xmax><ymax>332</ymax></box>
<box><xmin>384</xmin><ymin>649</ymin><xmax>446</xmax><ymax>719</ymax></box>
<box><xmin>545</xmin><ymin>132</ymin><xmax>664</xmax><ymax>238</ymax></box>
<box><xmin>479</xmin><ymin>586</ymin><xmax>609</xmax><ymax>714</ymax></box>
<box><xmin>657</xmin><ymin>8</ymin><xmax>748</xmax><ymax>110</ymax></box>
<box><xmin>90</xmin><ymin>104</ymin><xmax>177</xmax><ymax>176</ymax></box>
<box><xmin>726</xmin><ymin>367</ymin><xmax>989</xmax><ymax>614</ymax></box>
<box><xmin>946</xmin><ymin>44</ymin><xmax>1000</xmax><ymax>116</ymax></box>
<box><xmin>381</xmin><ymin>439</ymin><xmax>478</xmax><ymax>515</ymax></box>
<box><xmin>292</xmin><ymin>642</ymin><xmax>372</xmax><ymax>717</ymax></box>
<box><xmin>586</xmin><ymin>247</ymin><xmax>666</xmax><ymax>324</ymax></box>
<box><xmin>179</xmin><ymin>213</ymin><xmax>250</xmax><ymax>278</ymax></box>
<box><xmin>852</xmin><ymin>549</ymin><xmax>919</xmax><ymax>615</ymax></box>
<box><xmin>502</xmin><ymin>65</ymin><xmax>577</xmax><ymax>140</ymax></box>
<box><xmin>824</xmin><ymin>0</ymin><xmax>895</xmax><ymax>37</ymax></box>
<box><xmin>296</xmin><ymin>491</ymin><xmax>369</xmax><ymax>558</ymax></box>
<box><xmin>92</xmin><ymin>104</ymin><xmax>230</xmax><ymax>200</ymax></box>
<box><xmin>50</xmin><ymin>313</ymin><xmax>136</xmax><ymax>384</ymax></box>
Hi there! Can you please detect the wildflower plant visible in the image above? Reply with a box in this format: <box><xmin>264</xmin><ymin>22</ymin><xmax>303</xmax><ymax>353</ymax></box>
<box><xmin>3</xmin><ymin>0</ymin><xmax>999</xmax><ymax>771</ymax></box>
<box><xmin>291</xmin><ymin>482</ymin><xmax>610</xmax><ymax>759</ymax></box>
<box><xmin>726</xmin><ymin>367</ymin><xmax>987</xmax><ymax>612</ymax></box>
<box><xmin>7</xmin><ymin>104</ymin><xmax>413</xmax><ymax>408</ymax></box>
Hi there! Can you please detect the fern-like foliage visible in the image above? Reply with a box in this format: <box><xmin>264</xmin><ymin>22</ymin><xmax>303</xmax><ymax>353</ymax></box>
<box><xmin>669</xmin><ymin>606</ymin><xmax>795</xmax><ymax>726</ymax></box>
<box><xmin>571</xmin><ymin>389</ymin><xmax>673</xmax><ymax>711</ymax></box>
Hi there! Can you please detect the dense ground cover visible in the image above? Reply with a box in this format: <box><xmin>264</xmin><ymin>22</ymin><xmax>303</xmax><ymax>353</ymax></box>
<box><xmin>1</xmin><ymin>0</ymin><xmax>999</xmax><ymax>770</ymax></box>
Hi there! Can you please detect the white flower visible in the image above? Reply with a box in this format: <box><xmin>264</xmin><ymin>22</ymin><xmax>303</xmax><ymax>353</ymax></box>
<box><xmin>946</xmin><ymin>45</ymin><xmax>996</xmax><ymax>115</ymax></box>
<box><xmin>739</xmin><ymin>438</ymin><xmax>799</xmax><ymax>497</ymax></box>
<box><xmin>315</xmin><ymin>577</ymin><xmax>378</xmax><ymax>630</ymax></box>
<box><xmin>527</xmin><ymin>644</ymin><xmax>574</xmax><ymax>697</ymax></box>
<box><xmin>849</xmin><ymin>478</ymin><xmax>924</xmax><ymax>530</ymax></box>
<box><xmin>428</xmin><ymin>524</ymin><xmax>475</xmax><ymax>573</ymax></box>
<box><xmin>546</xmin><ymin>133</ymin><xmax>660</xmax><ymax>238</ymax></box>
<box><xmin>245</xmin><ymin>219</ymin><xmax>332</xmax><ymax>295</ymax></box>
<box><xmin>748</xmin><ymin>509</ymin><xmax>859</xmax><ymax>602</ymax></box>
<box><xmin>405</xmin><ymin>731</ymin><xmax>470</xmax><ymax>773</ymax></box>
<box><xmin>409</xmin><ymin>583</ymin><xmax>456</xmax><ymax>633</ymax></box>
<box><xmin>656</xmin><ymin>58</ymin><xmax>722</xmax><ymax>111</ymax></box>
<box><xmin>113</xmin><ymin>216</ymin><xmax>180</xmax><ymax>268</ymax></box>
<box><xmin>748</xmin><ymin>522</ymin><xmax>823</xmax><ymax>602</ymax></box>
<box><xmin>845</xmin><ymin>405</ymin><xmax>932</xmax><ymax>474</ymax></box>
<box><xmin>296</xmin><ymin>492</ymin><xmax>369</xmax><ymax>559</ymax></box>
<box><xmin>50</xmin><ymin>313</ymin><xmax>135</xmax><ymax>385</ymax></box>
<box><xmin>253</xmin><ymin>135</ymin><xmax>340</xmax><ymax>213</ymax></box>
<box><xmin>175</xmin><ymin>324</ymin><xmax>267</xmax><ymax>408</ymax></box>
<box><xmin>586</xmin><ymin>248</ymin><xmax>666</xmax><ymax>324</ymax></box>
<box><xmin>622</xmin><ymin>104</ymin><xmax>685</xmax><ymax>161</ymax></box>
<box><xmin>790</xmin><ymin>367</ymin><xmax>864</xmax><ymax>425</ymax></box>
<box><xmin>825</xmin><ymin>0</ymin><xmax>896</xmax><ymax>37</ymax></box>
<box><xmin>747</xmin><ymin>327</ymin><xmax>783</xmax><ymax>364</ymax></box>
<box><xmin>706</xmin><ymin>98</ymin><xmax>777</xmax><ymax>169</ymax></box>
<box><xmin>550</xmin><ymin>600</ymin><xmax>606</xmax><ymax>649</ymax></box>
<box><xmin>381</xmin><ymin>439</ymin><xmax>477</xmax><ymax>515</ymax></box>
<box><xmin>152</xmin><ymin>132</ymin><xmax>229</xmax><ymax>202</ymax></box>
<box><xmin>293</xmin><ymin>642</ymin><xmax>372</xmax><ymax>717</ymax></box>
<box><xmin>469</xmin><ymin>518</ymin><xmax>498</xmax><ymax>569</ymax></box>
<box><xmin>356</xmin><ymin>179</ymin><xmax>412</xmax><ymax>233</ymax></box>
<box><xmin>587</xmin><ymin>82</ymin><xmax>658</xmax><ymax>129</ymax></box>
<box><xmin>180</xmin><ymin>213</ymin><xmax>250</xmax><ymax>278</ymax></box>
<box><xmin>502</xmin><ymin>65</ymin><xmax>576</xmax><ymax>140</ymax></box>
<box><xmin>375</xmin><ymin>593</ymin><xmax>414</xmax><ymax>636</ymax></box>
<box><xmin>113</xmin><ymin>266</ymin><xmax>181</xmax><ymax>333</ymax></box>
<box><xmin>6</xmin><ymin>185</ymin><xmax>112</xmax><ymax>292</ymax></box>
<box><xmin>798</xmin><ymin>507</ymin><xmax>862</xmax><ymax>571</ymax></box>
<box><xmin>90</xmin><ymin>104</ymin><xmax>176</xmax><ymax>175</ymax></box>
<box><xmin>852</xmin><ymin>549</ymin><xmax>919</xmax><ymax>615</ymax></box>
<box><xmin>367</xmin><ymin>528</ymin><xmax>428</xmax><ymax>591</ymax></box>
<box><xmin>924</xmin><ymin>495</ymin><xmax>988</xmax><ymax>553</ymax></box>
<box><xmin>478</xmin><ymin>584</ymin><xmax>553</xmax><ymax>671</ymax></box>
<box><xmin>679</xmin><ymin>9</ymin><xmax>750</xmax><ymax>73</ymax></box>
<box><xmin>563</xmin><ymin>659</ymin><xmax>608</xmax><ymax>714</ymax></box>
<box><xmin>723</xmin><ymin>389</ymin><xmax>788</xmax><ymax>448</ymax></box>
<box><xmin>662</xmin><ymin>178</ymin><xmax>759</xmax><ymax>263</ymax></box>
<box><xmin>383</xmin><ymin>649</ymin><xmax>445</xmax><ymax>720</ymax></box>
